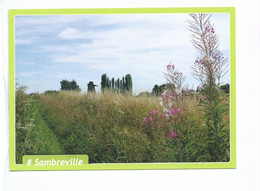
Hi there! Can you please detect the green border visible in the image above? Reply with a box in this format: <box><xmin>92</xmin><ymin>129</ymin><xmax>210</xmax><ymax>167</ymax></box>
<box><xmin>9</xmin><ymin>7</ymin><xmax>236</xmax><ymax>171</ymax></box>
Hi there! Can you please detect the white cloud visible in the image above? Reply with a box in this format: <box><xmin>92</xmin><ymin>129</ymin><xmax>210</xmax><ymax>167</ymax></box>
<box><xmin>59</xmin><ymin>28</ymin><xmax>79</xmax><ymax>39</ymax></box>
<box><xmin>17</xmin><ymin>71</ymin><xmax>43</xmax><ymax>78</ymax></box>
<box><xmin>15</xmin><ymin>13</ymin><xmax>230</xmax><ymax>93</ymax></box>
<box><xmin>55</xmin><ymin>14</ymin><xmax>229</xmax><ymax>92</ymax></box>
<box><xmin>51</xmin><ymin>15</ymin><xmax>197</xmax><ymax>87</ymax></box>
<box><xmin>15</xmin><ymin>39</ymin><xmax>34</xmax><ymax>45</ymax></box>
<box><xmin>15</xmin><ymin>15</ymin><xmax>89</xmax><ymax>26</ymax></box>
<box><xmin>20</xmin><ymin>62</ymin><xmax>36</xmax><ymax>66</ymax></box>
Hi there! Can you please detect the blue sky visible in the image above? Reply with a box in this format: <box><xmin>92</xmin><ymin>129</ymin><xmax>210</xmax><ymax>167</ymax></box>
<box><xmin>15</xmin><ymin>13</ymin><xmax>230</xmax><ymax>94</ymax></box>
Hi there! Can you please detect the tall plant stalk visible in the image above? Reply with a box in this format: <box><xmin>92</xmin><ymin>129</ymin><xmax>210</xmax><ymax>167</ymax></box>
<box><xmin>188</xmin><ymin>14</ymin><xmax>230</xmax><ymax>161</ymax></box>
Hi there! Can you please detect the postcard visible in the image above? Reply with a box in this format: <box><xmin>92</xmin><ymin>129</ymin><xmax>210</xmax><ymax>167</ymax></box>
<box><xmin>9</xmin><ymin>7</ymin><xmax>236</xmax><ymax>170</ymax></box>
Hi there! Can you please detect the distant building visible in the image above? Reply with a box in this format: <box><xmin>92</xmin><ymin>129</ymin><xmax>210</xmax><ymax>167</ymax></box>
<box><xmin>87</xmin><ymin>81</ymin><xmax>98</xmax><ymax>92</ymax></box>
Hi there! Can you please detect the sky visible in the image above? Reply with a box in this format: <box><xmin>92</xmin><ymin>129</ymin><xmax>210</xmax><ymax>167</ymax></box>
<box><xmin>15</xmin><ymin>13</ymin><xmax>230</xmax><ymax>94</ymax></box>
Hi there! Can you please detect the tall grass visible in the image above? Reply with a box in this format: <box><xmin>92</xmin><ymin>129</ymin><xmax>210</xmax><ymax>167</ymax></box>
<box><xmin>14</xmin><ymin>89</ymin><xmax>230</xmax><ymax>163</ymax></box>
<box><xmin>40</xmin><ymin>91</ymin><xmax>164</xmax><ymax>163</ymax></box>
<box><xmin>15</xmin><ymin>13</ymin><xmax>230</xmax><ymax>164</ymax></box>
<box><xmin>15</xmin><ymin>89</ymin><xmax>63</xmax><ymax>164</ymax></box>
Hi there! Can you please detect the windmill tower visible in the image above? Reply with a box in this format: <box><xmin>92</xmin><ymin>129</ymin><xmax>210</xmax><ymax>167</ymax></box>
<box><xmin>87</xmin><ymin>81</ymin><xmax>98</xmax><ymax>92</ymax></box>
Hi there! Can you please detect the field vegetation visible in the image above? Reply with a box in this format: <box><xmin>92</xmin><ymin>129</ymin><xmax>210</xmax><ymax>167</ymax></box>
<box><xmin>15</xmin><ymin>87</ymin><xmax>230</xmax><ymax>164</ymax></box>
<box><xmin>15</xmin><ymin>13</ymin><xmax>231</xmax><ymax>164</ymax></box>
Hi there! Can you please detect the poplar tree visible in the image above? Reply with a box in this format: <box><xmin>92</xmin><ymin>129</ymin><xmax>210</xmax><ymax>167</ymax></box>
<box><xmin>125</xmin><ymin>74</ymin><xmax>132</xmax><ymax>93</ymax></box>
<box><xmin>101</xmin><ymin>74</ymin><xmax>107</xmax><ymax>92</ymax></box>
<box><xmin>112</xmin><ymin>78</ymin><xmax>115</xmax><ymax>90</ymax></box>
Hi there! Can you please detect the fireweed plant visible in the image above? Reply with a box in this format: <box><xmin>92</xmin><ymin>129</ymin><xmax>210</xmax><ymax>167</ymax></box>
<box><xmin>188</xmin><ymin>14</ymin><xmax>230</xmax><ymax>162</ymax></box>
<box><xmin>142</xmin><ymin>14</ymin><xmax>230</xmax><ymax>162</ymax></box>
<box><xmin>142</xmin><ymin>64</ymin><xmax>183</xmax><ymax>140</ymax></box>
<box><xmin>142</xmin><ymin>64</ymin><xmax>198</xmax><ymax>162</ymax></box>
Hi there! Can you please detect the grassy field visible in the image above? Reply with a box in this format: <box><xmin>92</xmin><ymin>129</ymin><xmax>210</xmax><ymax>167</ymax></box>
<box><xmin>15</xmin><ymin>90</ymin><xmax>230</xmax><ymax>164</ymax></box>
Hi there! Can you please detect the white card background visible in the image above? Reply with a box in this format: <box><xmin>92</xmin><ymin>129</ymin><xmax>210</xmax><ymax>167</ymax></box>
<box><xmin>0</xmin><ymin>0</ymin><xmax>260</xmax><ymax>191</ymax></box>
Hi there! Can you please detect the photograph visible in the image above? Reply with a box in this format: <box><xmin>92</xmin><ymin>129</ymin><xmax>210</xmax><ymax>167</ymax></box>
<box><xmin>13</xmin><ymin>11</ymin><xmax>232</xmax><ymax>165</ymax></box>
<box><xmin>2</xmin><ymin>2</ymin><xmax>260</xmax><ymax>191</ymax></box>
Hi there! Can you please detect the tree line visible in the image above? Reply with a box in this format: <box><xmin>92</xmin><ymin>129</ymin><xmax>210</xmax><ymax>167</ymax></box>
<box><xmin>59</xmin><ymin>76</ymin><xmax>229</xmax><ymax>95</ymax></box>
<box><xmin>59</xmin><ymin>74</ymin><xmax>133</xmax><ymax>94</ymax></box>
<box><xmin>101</xmin><ymin>74</ymin><xmax>132</xmax><ymax>93</ymax></box>
<box><xmin>60</xmin><ymin>79</ymin><xmax>81</xmax><ymax>91</ymax></box>
<box><xmin>151</xmin><ymin>83</ymin><xmax>230</xmax><ymax>96</ymax></box>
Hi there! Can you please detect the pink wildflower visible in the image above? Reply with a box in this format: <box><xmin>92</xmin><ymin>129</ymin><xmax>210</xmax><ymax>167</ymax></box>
<box><xmin>143</xmin><ymin>117</ymin><xmax>147</xmax><ymax>122</ymax></box>
<box><xmin>162</xmin><ymin>113</ymin><xmax>166</xmax><ymax>117</ymax></box>
<box><xmin>167</xmin><ymin>64</ymin><xmax>171</xmax><ymax>70</ymax></box>
<box><xmin>150</xmin><ymin>110</ymin><xmax>158</xmax><ymax>115</ymax></box>
<box><xmin>172</xmin><ymin>132</ymin><xmax>178</xmax><ymax>138</ymax></box>
<box><xmin>217</xmin><ymin>89</ymin><xmax>221</xmax><ymax>92</ymax></box>
<box><xmin>167</xmin><ymin>94</ymin><xmax>172</xmax><ymax>99</ymax></box>
<box><xmin>149</xmin><ymin>117</ymin><xmax>153</xmax><ymax>121</ymax></box>
<box><xmin>172</xmin><ymin>65</ymin><xmax>175</xmax><ymax>69</ymax></box>
<box><xmin>176</xmin><ymin>108</ymin><xmax>180</xmax><ymax>113</ymax></box>
<box><xmin>169</xmin><ymin>108</ymin><xmax>176</xmax><ymax>115</ymax></box>
<box><xmin>167</xmin><ymin>131</ymin><xmax>178</xmax><ymax>139</ymax></box>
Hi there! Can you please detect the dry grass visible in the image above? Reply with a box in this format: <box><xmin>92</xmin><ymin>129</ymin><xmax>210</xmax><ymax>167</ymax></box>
<box><xmin>16</xmin><ymin>90</ymin><xmax>230</xmax><ymax>163</ymax></box>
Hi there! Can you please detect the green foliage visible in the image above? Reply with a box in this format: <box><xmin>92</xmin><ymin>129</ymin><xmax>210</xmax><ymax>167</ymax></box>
<box><xmin>220</xmin><ymin>83</ymin><xmax>230</xmax><ymax>94</ymax></box>
<box><xmin>101</xmin><ymin>74</ymin><xmax>107</xmax><ymax>92</ymax></box>
<box><xmin>198</xmin><ymin>85</ymin><xmax>230</xmax><ymax>161</ymax></box>
<box><xmin>70</xmin><ymin>80</ymin><xmax>80</xmax><ymax>90</ymax></box>
<box><xmin>101</xmin><ymin>74</ymin><xmax>133</xmax><ymax>94</ymax></box>
<box><xmin>106</xmin><ymin>77</ymin><xmax>109</xmax><ymax>88</ymax></box>
<box><xmin>125</xmin><ymin>74</ymin><xmax>132</xmax><ymax>93</ymax></box>
<box><xmin>152</xmin><ymin>84</ymin><xmax>166</xmax><ymax>96</ymax></box>
<box><xmin>44</xmin><ymin>90</ymin><xmax>59</xmax><ymax>95</ymax></box>
<box><xmin>117</xmin><ymin>78</ymin><xmax>120</xmax><ymax>90</ymax></box>
<box><xmin>15</xmin><ymin>82</ymin><xmax>29</xmax><ymax>128</ymax></box>
<box><xmin>15</xmin><ymin>82</ymin><xmax>63</xmax><ymax>164</ymax></box>
<box><xmin>14</xmin><ymin>13</ymin><xmax>230</xmax><ymax>164</ymax></box>
<box><xmin>111</xmin><ymin>78</ymin><xmax>115</xmax><ymax>89</ymax></box>
<box><xmin>60</xmin><ymin>79</ymin><xmax>81</xmax><ymax>91</ymax></box>
<box><xmin>189</xmin><ymin>13</ymin><xmax>230</xmax><ymax>162</ymax></box>
<box><xmin>122</xmin><ymin>77</ymin><xmax>125</xmax><ymax>92</ymax></box>
<box><xmin>15</xmin><ymin>89</ymin><xmax>229</xmax><ymax>163</ymax></box>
